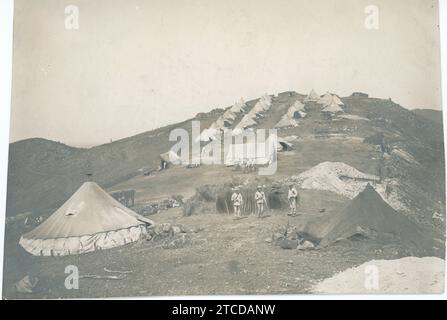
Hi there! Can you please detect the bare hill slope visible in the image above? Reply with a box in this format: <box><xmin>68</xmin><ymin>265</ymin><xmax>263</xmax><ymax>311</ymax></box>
<box><xmin>6</xmin><ymin>91</ymin><xmax>445</xmax><ymax>231</ymax></box>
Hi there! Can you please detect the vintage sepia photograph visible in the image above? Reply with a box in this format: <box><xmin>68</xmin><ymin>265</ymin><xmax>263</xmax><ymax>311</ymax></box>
<box><xmin>1</xmin><ymin>0</ymin><xmax>445</xmax><ymax>299</ymax></box>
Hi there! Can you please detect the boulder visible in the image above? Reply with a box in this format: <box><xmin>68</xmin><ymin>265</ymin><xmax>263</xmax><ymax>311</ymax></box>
<box><xmin>297</xmin><ymin>240</ymin><xmax>315</xmax><ymax>250</ymax></box>
<box><xmin>162</xmin><ymin>223</ymin><xmax>172</xmax><ymax>233</ymax></box>
<box><xmin>162</xmin><ymin>234</ymin><xmax>191</xmax><ymax>249</ymax></box>
<box><xmin>172</xmin><ymin>226</ymin><xmax>182</xmax><ymax>234</ymax></box>
<box><xmin>153</xmin><ymin>224</ymin><xmax>164</xmax><ymax>235</ymax></box>
<box><xmin>279</xmin><ymin>239</ymin><xmax>299</xmax><ymax>249</ymax></box>
<box><xmin>272</xmin><ymin>232</ymin><xmax>285</xmax><ymax>242</ymax></box>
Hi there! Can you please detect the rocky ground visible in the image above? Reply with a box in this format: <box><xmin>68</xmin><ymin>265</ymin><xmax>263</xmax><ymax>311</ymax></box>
<box><xmin>3</xmin><ymin>92</ymin><xmax>445</xmax><ymax>298</ymax></box>
<box><xmin>3</xmin><ymin>206</ymin><xmax>433</xmax><ymax>299</ymax></box>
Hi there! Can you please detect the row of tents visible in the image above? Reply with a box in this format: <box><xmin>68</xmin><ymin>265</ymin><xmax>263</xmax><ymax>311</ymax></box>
<box><xmin>201</xmin><ymin>90</ymin><xmax>345</xmax><ymax>140</ymax></box>
<box><xmin>161</xmin><ymin>136</ymin><xmax>280</xmax><ymax>168</ymax></box>
<box><xmin>274</xmin><ymin>90</ymin><xmax>345</xmax><ymax>129</ymax></box>
<box><xmin>234</xmin><ymin>94</ymin><xmax>272</xmax><ymax>130</ymax></box>
<box><xmin>168</xmin><ymin>90</ymin><xmax>347</xmax><ymax>166</ymax></box>
<box><xmin>203</xmin><ymin>94</ymin><xmax>273</xmax><ymax>139</ymax></box>
<box><xmin>209</xmin><ymin>98</ymin><xmax>247</xmax><ymax>131</ymax></box>
<box><xmin>275</xmin><ymin>100</ymin><xmax>306</xmax><ymax>128</ymax></box>
<box><xmin>303</xmin><ymin>89</ymin><xmax>345</xmax><ymax>114</ymax></box>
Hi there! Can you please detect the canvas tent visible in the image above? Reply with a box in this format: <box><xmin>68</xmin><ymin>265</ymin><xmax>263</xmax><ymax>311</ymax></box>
<box><xmin>235</xmin><ymin>114</ymin><xmax>258</xmax><ymax>129</ymax></box>
<box><xmin>260</xmin><ymin>93</ymin><xmax>272</xmax><ymax>108</ymax></box>
<box><xmin>230</xmin><ymin>98</ymin><xmax>247</xmax><ymax>113</ymax></box>
<box><xmin>252</xmin><ymin>94</ymin><xmax>272</xmax><ymax>113</ymax></box>
<box><xmin>19</xmin><ymin>182</ymin><xmax>154</xmax><ymax>256</ymax></box>
<box><xmin>209</xmin><ymin>117</ymin><xmax>226</xmax><ymax>129</ymax></box>
<box><xmin>287</xmin><ymin>100</ymin><xmax>305</xmax><ymax>117</ymax></box>
<box><xmin>275</xmin><ymin>117</ymin><xmax>298</xmax><ymax>128</ymax></box>
<box><xmin>318</xmin><ymin>92</ymin><xmax>333</xmax><ymax>105</ymax></box>
<box><xmin>250</xmin><ymin>101</ymin><xmax>267</xmax><ymax>116</ymax></box>
<box><xmin>210</xmin><ymin>109</ymin><xmax>237</xmax><ymax>131</ymax></box>
<box><xmin>304</xmin><ymin>89</ymin><xmax>320</xmax><ymax>102</ymax></box>
<box><xmin>277</xmin><ymin>139</ymin><xmax>294</xmax><ymax>151</ymax></box>
<box><xmin>160</xmin><ymin>150</ymin><xmax>182</xmax><ymax>167</ymax></box>
<box><xmin>275</xmin><ymin>101</ymin><xmax>306</xmax><ymax>128</ymax></box>
<box><xmin>302</xmin><ymin>185</ymin><xmax>437</xmax><ymax>254</ymax></box>
<box><xmin>330</xmin><ymin>94</ymin><xmax>344</xmax><ymax>106</ymax></box>
<box><xmin>321</xmin><ymin>102</ymin><xmax>344</xmax><ymax>114</ymax></box>
<box><xmin>225</xmin><ymin>140</ymin><xmax>276</xmax><ymax>166</ymax></box>
<box><xmin>223</xmin><ymin>109</ymin><xmax>237</xmax><ymax>121</ymax></box>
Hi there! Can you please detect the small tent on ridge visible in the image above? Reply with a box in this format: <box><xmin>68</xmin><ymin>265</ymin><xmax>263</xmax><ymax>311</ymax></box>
<box><xmin>304</xmin><ymin>89</ymin><xmax>320</xmax><ymax>102</ymax></box>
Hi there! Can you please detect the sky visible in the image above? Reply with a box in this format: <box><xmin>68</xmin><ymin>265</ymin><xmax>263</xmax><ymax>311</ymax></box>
<box><xmin>9</xmin><ymin>0</ymin><xmax>443</xmax><ymax>147</ymax></box>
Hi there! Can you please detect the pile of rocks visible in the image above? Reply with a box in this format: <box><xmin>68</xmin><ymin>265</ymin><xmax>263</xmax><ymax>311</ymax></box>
<box><xmin>138</xmin><ymin>197</ymin><xmax>183</xmax><ymax>215</ymax></box>
<box><xmin>145</xmin><ymin>223</ymin><xmax>204</xmax><ymax>249</ymax></box>
<box><xmin>266</xmin><ymin>224</ymin><xmax>316</xmax><ymax>251</ymax></box>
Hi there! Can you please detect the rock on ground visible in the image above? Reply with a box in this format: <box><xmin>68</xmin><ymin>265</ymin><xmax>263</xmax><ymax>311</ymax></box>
<box><xmin>312</xmin><ymin>256</ymin><xmax>445</xmax><ymax>294</ymax></box>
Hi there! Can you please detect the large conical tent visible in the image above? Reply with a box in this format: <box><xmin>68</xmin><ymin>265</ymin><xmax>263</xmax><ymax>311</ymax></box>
<box><xmin>19</xmin><ymin>182</ymin><xmax>154</xmax><ymax>256</ymax></box>
<box><xmin>303</xmin><ymin>185</ymin><xmax>438</xmax><ymax>254</ymax></box>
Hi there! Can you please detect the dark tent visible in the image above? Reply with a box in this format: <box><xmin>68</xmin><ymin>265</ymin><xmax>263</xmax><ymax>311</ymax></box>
<box><xmin>303</xmin><ymin>185</ymin><xmax>441</xmax><ymax>255</ymax></box>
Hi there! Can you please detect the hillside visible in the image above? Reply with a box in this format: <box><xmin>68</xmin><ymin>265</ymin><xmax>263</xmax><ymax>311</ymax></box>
<box><xmin>3</xmin><ymin>89</ymin><xmax>446</xmax><ymax>298</ymax></box>
<box><xmin>412</xmin><ymin>109</ymin><xmax>444</xmax><ymax>126</ymax></box>
<box><xmin>6</xmin><ymin>91</ymin><xmax>445</xmax><ymax>227</ymax></box>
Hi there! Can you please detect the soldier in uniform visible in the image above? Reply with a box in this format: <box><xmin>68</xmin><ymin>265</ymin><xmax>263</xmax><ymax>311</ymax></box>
<box><xmin>287</xmin><ymin>184</ymin><xmax>299</xmax><ymax>216</ymax></box>
<box><xmin>254</xmin><ymin>185</ymin><xmax>267</xmax><ymax>218</ymax></box>
<box><xmin>231</xmin><ymin>187</ymin><xmax>243</xmax><ymax>218</ymax></box>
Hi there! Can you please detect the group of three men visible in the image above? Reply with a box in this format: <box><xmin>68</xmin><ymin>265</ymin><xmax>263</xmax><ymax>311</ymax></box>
<box><xmin>231</xmin><ymin>184</ymin><xmax>299</xmax><ymax>218</ymax></box>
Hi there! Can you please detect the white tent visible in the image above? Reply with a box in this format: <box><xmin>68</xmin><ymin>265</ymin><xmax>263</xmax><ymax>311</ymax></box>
<box><xmin>292</xmin><ymin>100</ymin><xmax>305</xmax><ymax>110</ymax></box>
<box><xmin>235</xmin><ymin>114</ymin><xmax>257</xmax><ymax>129</ymax></box>
<box><xmin>318</xmin><ymin>92</ymin><xmax>333</xmax><ymax>105</ymax></box>
<box><xmin>160</xmin><ymin>150</ymin><xmax>182</xmax><ymax>165</ymax></box>
<box><xmin>250</xmin><ymin>101</ymin><xmax>267</xmax><ymax>115</ymax></box>
<box><xmin>322</xmin><ymin>102</ymin><xmax>344</xmax><ymax>114</ymax></box>
<box><xmin>287</xmin><ymin>101</ymin><xmax>305</xmax><ymax>118</ymax></box>
<box><xmin>259</xmin><ymin>94</ymin><xmax>272</xmax><ymax>110</ymax></box>
<box><xmin>275</xmin><ymin>101</ymin><xmax>306</xmax><ymax>128</ymax></box>
<box><xmin>230</xmin><ymin>98</ymin><xmax>247</xmax><ymax>113</ymax></box>
<box><xmin>329</xmin><ymin>94</ymin><xmax>344</xmax><ymax>106</ymax></box>
<box><xmin>209</xmin><ymin>117</ymin><xmax>226</xmax><ymax>129</ymax></box>
<box><xmin>225</xmin><ymin>141</ymin><xmax>276</xmax><ymax>166</ymax></box>
<box><xmin>19</xmin><ymin>182</ymin><xmax>154</xmax><ymax>256</ymax></box>
<box><xmin>230</xmin><ymin>127</ymin><xmax>255</xmax><ymax>137</ymax></box>
<box><xmin>318</xmin><ymin>92</ymin><xmax>344</xmax><ymax>107</ymax></box>
<box><xmin>223</xmin><ymin>109</ymin><xmax>237</xmax><ymax>121</ymax></box>
<box><xmin>275</xmin><ymin>117</ymin><xmax>299</xmax><ymax>128</ymax></box>
<box><xmin>304</xmin><ymin>89</ymin><xmax>320</xmax><ymax>102</ymax></box>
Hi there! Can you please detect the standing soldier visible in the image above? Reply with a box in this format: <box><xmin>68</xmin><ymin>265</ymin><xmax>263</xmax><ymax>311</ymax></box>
<box><xmin>287</xmin><ymin>184</ymin><xmax>299</xmax><ymax>217</ymax></box>
<box><xmin>248</xmin><ymin>158</ymin><xmax>255</xmax><ymax>172</ymax></box>
<box><xmin>231</xmin><ymin>187</ymin><xmax>243</xmax><ymax>218</ymax></box>
<box><xmin>255</xmin><ymin>185</ymin><xmax>267</xmax><ymax>218</ymax></box>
